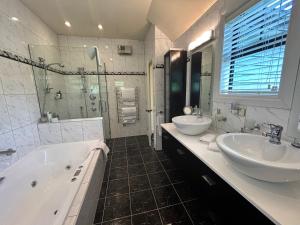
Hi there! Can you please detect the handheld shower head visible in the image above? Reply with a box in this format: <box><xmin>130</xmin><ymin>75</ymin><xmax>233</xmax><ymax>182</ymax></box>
<box><xmin>87</xmin><ymin>47</ymin><xmax>97</xmax><ymax>60</ymax></box>
<box><xmin>87</xmin><ymin>46</ymin><xmax>102</xmax><ymax>68</ymax></box>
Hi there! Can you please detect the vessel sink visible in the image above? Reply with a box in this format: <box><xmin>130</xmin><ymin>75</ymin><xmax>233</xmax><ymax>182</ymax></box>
<box><xmin>172</xmin><ymin>115</ymin><xmax>212</xmax><ymax>135</ymax></box>
<box><xmin>216</xmin><ymin>133</ymin><xmax>300</xmax><ymax>182</ymax></box>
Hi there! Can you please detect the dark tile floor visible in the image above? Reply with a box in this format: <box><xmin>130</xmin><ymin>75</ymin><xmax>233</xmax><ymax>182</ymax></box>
<box><xmin>93</xmin><ymin>135</ymin><xmax>215</xmax><ymax>225</ymax></box>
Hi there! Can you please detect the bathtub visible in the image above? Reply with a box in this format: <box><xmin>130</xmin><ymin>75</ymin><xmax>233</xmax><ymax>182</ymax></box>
<box><xmin>0</xmin><ymin>140</ymin><xmax>108</xmax><ymax>225</ymax></box>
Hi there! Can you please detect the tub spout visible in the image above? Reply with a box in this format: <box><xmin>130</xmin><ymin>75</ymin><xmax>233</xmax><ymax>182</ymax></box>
<box><xmin>0</xmin><ymin>177</ymin><xmax>5</xmax><ymax>183</ymax></box>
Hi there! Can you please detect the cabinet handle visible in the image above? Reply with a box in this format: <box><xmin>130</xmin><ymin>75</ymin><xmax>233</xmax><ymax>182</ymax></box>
<box><xmin>176</xmin><ymin>148</ymin><xmax>185</xmax><ymax>155</ymax></box>
<box><xmin>201</xmin><ymin>175</ymin><xmax>216</xmax><ymax>186</ymax></box>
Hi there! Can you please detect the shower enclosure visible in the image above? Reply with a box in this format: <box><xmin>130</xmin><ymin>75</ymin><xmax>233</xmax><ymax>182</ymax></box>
<box><xmin>28</xmin><ymin>45</ymin><xmax>111</xmax><ymax>139</ymax></box>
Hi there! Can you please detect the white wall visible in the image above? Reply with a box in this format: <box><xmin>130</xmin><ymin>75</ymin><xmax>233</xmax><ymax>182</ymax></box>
<box><xmin>38</xmin><ymin>117</ymin><xmax>104</xmax><ymax>144</ymax></box>
<box><xmin>0</xmin><ymin>0</ymin><xmax>58</xmax><ymax>170</ymax></box>
<box><xmin>174</xmin><ymin>0</ymin><xmax>300</xmax><ymax>140</ymax></box>
<box><xmin>144</xmin><ymin>25</ymin><xmax>173</xmax><ymax>150</ymax></box>
<box><xmin>58</xmin><ymin>35</ymin><xmax>145</xmax><ymax>72</ymax></box>
<box><xmin>106</xmin><ymin>75</ymin><xmax>148</xmax><ymax>138</ymax></box>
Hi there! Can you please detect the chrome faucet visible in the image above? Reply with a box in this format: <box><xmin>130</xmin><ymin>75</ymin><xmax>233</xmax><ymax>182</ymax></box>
<box><xmin>0</xmin><ymin>148</ymin><xmax>16</xmax><ymax>156</ymax></box>
<box><xmin>192</xmin><ymin>105</ymin><xmax>202</xmax><ymax>118</ymax></box>
<box><xmin>0</xmin><ymin>177</ymin><xmax>5</xmax><ymax>183</ymax></box>
<box><xmin>262</xmin><ymin>124</ymin><xmax>283</xmax><ymax>145</ymax></box>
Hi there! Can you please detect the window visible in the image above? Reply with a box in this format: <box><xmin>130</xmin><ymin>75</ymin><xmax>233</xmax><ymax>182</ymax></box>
<box><xmin>220</xmin><ymin>0</ymin><xmax>293</xmax><ymax>95</ymax></box>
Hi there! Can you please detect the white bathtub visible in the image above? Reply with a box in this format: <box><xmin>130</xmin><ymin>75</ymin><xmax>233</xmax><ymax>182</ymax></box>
<box><xmin>0</xmin><ymin>140</ymin><xmax>108</xmax><ymax>225</ymax></box>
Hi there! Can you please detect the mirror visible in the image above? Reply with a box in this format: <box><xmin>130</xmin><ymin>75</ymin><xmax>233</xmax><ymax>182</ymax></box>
<box><xmin>190</xmin><ymin>45</ymin><xmax>213</xmax><ymax>115</ymax></box>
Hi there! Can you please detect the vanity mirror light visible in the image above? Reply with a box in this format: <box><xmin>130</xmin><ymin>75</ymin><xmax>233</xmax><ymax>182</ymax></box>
<box><xmin>188</xmin><ymin>44</ymin><xmax>214</xmax><ymax>116</ymax></box>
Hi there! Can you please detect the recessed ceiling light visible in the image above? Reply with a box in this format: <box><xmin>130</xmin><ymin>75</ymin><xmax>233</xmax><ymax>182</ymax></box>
<box><xmin>109</xmin><ymin>58</ymin><xmax>113</xmax><ymax>61</ymax></box>
<box><xmin>83</xmin><ymin>44</ymin><xmax>87</xmax><ymax>48</ymax></box>
<box><xmin>11</xmin><ymin>17</ymin><xmax>19</xmax><ymax>21</ymax></box>
<box><xmin>105</xmin><ymin>45</ymin><xmax>109</xmax><ymax>49</ymax></box>
<box><xmin>65</xmin><ymin>21</ymin><xmax>71</xmax><ymax>27</ymax></box>
<box><xmin>98</xmin><ymin>24</ymin><xmax>103</xmax><ymax>30</ymax></box>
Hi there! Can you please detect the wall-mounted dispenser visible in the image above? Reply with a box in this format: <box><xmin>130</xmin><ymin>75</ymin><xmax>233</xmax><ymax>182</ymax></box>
<box><xmin>54</xmin><ymin>90</ymin><xmax>62</xmax><ymax>100</ymax></box>
<box><xmin>118</xmin><ymin>45</ymin><xmax>132</xmax><ymax>55</ymax></box>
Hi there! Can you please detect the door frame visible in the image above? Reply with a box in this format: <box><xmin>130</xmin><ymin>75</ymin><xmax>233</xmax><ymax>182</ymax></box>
<box><xmin>146</xmin><ymin>61</ymin><xmax>155</xmax><ymax>146</ymax></box>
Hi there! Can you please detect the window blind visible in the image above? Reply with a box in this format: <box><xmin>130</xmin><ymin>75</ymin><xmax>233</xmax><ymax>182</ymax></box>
<box><xmin>220</xmin><ymin>0</ymin><xmax>293</xmax><ymax>95</ymax></box>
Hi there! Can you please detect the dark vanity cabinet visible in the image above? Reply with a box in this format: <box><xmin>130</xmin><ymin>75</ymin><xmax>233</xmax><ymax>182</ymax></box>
<box><xmin>164</xmin><ymin>49</ymin><xmax>187</xmax><ymax>123</ymax></box>
<box><xmin>162</xmin><ymin>129</ymin><xmax>274</xmax><ymax>225</ymax></box>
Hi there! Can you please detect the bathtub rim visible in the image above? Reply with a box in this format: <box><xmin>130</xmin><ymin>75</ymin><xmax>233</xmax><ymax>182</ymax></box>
<box><xmin>63</xmin><ymin>145</ymin><xmax>106</xmax><ymax>225</ymax></box>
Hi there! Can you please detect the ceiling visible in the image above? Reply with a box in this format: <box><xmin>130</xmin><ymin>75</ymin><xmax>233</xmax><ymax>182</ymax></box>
<box><xmin>21</xmin><ymin>0</ymin><xmax>216</xmax><ymax>41</ymax></box>
<box><xmin>21</xmin><ymin>0</ymin><xmax>152</xmax><ymax>40</ymax></box>
<box><xmin>147</xmin><ymin>0</ymin><xmax>217</xmax><ymax>41</ymax></box>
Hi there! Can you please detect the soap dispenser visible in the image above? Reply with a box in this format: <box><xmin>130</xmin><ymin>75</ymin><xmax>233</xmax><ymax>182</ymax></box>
<box><xmin>55</xmin><ymin>90</ymin><xmax>62</xmax><ymax>100</ymax></box>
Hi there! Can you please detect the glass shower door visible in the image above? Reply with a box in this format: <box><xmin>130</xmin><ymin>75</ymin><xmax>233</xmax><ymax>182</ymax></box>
<box><xmin>28</xmin><ymin>44</ymin><xmax>112</xmax><ymax>140</ymax></box>
<box><xmin>97</xmin><ymin>62</ymin><xmax>111</xmax><ymax>140</ymax></box>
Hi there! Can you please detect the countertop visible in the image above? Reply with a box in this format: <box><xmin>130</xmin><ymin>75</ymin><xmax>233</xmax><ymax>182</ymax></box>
<box><xmin>161</xmin><ymin>123</ymin><xmax>300</xmax><ymax>225</ymax></box>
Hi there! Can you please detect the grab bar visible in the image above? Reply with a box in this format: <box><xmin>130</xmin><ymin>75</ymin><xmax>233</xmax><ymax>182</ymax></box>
<box><xmin>0</xmin><ymin>148</ymin><xmax>16</xmax><ymax>156</ymax></box>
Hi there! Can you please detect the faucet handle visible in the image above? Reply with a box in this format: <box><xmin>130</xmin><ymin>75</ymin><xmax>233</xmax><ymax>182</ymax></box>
<box><xmin>269</xmin><ymin>124</ymin><xmax>283</xmax><ymax>134</ymax></box>
<box><xmin>263</xmin><ymin>124</ymin><xmax>283</xmax><ymax>144</ymax></box>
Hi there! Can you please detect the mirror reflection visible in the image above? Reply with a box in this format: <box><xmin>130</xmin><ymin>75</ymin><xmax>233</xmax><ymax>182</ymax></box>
<box><xmin>190</xmin><ymin>45</ymin><xmax>213</xmax><ymax>115</ymax></box>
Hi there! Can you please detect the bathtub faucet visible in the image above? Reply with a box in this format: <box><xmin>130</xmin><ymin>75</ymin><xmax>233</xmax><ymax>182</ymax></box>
<box><xmin>0</xmin><ymin>177</ymin><xmax>4</xmax><ymax>183</ymax></box>
<box><xmin>0</xmin><ymin>148</ymin><xmax>16</xmax><ymax>156</ymax></box>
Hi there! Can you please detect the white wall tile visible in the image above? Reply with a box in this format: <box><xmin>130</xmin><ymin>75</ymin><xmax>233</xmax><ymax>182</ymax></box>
<box><xmin>82</xmin><ymin>119</ymin><xmax>104</xmax><ymax>141</ymax></box>
<box><xmin>0</xmin><ymin>95</ymin><xmax>11</xmax><ymax>134</ymax></box>
<box><xmin>13</xmin><ymin>125</ymin><xmax>35</xmax><ymax>147</ymax></box>
<box><xmin>19</xmin><ymin>63</ymin><xmax>36</xmax><ymax>94</ymax></box>
<box><xmin>0</xmin><ymin>131</ymin><xmax>16</xmax><ymax>150</ymax></box>
<box><xmin>82</xmin><ymin>120</ymin><xmax>104</xmax><ymax>141</ymax></box>
<box><xmin>38</xmin><ymin>123</ymin><xmax>62</xmax><ymax>145</ymax></box>
<box><xmin>61</xmin><ymin>121</ymin><xmax>84</xmax><ymax>143</ymax></box>
<box><xmin>26</xmin><ymin>94</ymin><xmax>41</xmax><ymax>123</ymax></box>
<box><xmin>5</xmin><ymin>95</ymin><xmax>31</xmax><ymax>129</ymax></box>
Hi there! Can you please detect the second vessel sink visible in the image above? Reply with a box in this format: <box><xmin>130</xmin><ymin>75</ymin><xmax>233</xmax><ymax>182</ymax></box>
<box><xmin>172</xmin><ymin>115</ymin><xmax>212</xmax><ymax>135</ymax></box>
<box><xmin>216</xmin><ymin>133</ymin><xmax>300</xmax><ymax>182</ymax></box>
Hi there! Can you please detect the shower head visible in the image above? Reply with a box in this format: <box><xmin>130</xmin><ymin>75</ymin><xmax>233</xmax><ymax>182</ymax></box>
<box><xmin>87</xmin><ymin>47</ymin><xmax>97</xmax><ymax>60</ymax></box>
<box><xmin>87</xmin><ymin>46</ymin><xmax>102</xmax><ymax>67</ymax></box>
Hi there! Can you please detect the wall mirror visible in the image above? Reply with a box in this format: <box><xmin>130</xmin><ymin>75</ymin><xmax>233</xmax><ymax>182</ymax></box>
<box><xmin>190</xmin><ymin>45</ymin><xmax>214</xmax><ymax>115</ymax></box>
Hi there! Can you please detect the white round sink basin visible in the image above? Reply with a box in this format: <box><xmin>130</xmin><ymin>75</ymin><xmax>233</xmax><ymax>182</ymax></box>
<box><xmin>216</xmin><ymin>133</ymin><xmax>300</xmax><ymax>182</ymax></box>
<box><xmin>172</xmin><ymin>115</ymin><xmax>212</xmax><ymax>135</ymax></box>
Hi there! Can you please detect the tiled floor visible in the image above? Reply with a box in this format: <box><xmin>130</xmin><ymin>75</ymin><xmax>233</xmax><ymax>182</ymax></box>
<box><xmin>93</xmin><ymin>135</ymin><xmax>216</xmax><ymax>225</ymax></box>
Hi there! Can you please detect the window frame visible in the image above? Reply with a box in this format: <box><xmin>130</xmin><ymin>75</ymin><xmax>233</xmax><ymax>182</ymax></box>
<box><xmin>213</xmin><ymin>0</ymin><xmax>300</xmax><ymax>109</ymax></box>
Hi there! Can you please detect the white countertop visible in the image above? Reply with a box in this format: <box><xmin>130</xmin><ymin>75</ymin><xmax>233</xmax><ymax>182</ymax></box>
<box><xmin>161</xmin><ymin>123</ymin><xmax>300</xmax><ymax>225</ymax></box>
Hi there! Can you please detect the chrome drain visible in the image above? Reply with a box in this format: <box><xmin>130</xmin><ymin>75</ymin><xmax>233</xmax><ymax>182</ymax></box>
<box><xmin>71</xmin><ymin>177</ymin><xmax>77</xmax><ymax>182</ymax></box>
